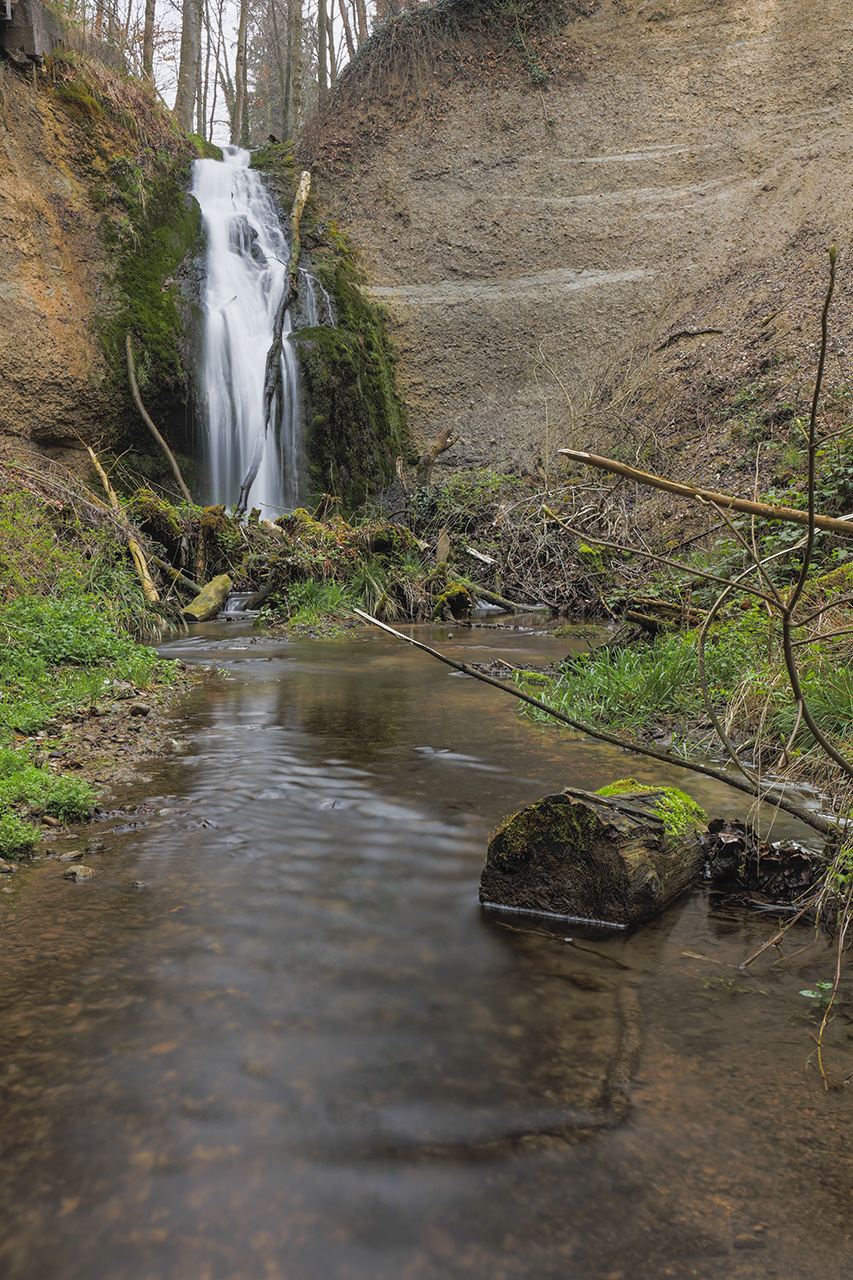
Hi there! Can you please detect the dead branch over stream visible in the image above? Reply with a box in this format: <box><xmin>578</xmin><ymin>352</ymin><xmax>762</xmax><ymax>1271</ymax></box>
<box><xmin>352</xmin><ymin>608</ymin><xmax>834</xmax><ymax>838</ymax></box>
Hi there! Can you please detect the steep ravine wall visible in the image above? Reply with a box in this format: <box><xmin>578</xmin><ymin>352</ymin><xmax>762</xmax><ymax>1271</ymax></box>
<box><xmin>310</xmin><ymin>0</ymin><xmax>853</xmax><ymax>484</ymax></box>
<box><xmin>0</xmin><ymin>55</ymin><xmax>200</xmax><ymax>483</ymax></box>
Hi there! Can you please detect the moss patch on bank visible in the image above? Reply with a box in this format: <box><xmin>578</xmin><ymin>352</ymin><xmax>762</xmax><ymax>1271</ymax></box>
<box><xmin>97</xmin><ymin>152</ymin><xmax>201</xmax><ymax>457</ymax></box>
<box><xmin>0</xmin><ymin>467</ymin><xmax>183</xmax><ymax>859</ymax></box>
<box><xmin>292</xmin><ymin>270</ymin><xmax>410</xmax><ymax>505</ymax></box>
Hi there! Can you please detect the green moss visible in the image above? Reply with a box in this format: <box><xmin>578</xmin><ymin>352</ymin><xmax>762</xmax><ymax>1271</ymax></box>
<box><xmin>292</xmin><ymin>274</ymin><xmax>409</xmax><ymax>505</ymax></box>
<box><xmin>577</xmin><ymin>542</ymin><xmax>606</xmax><ymax>575</ymax></box>
<box><xmin>595</xmin><ymin>779</ymin><xmax>707</xmax><ymax>838</ymax></box>
<box><xmin>248</xmin><ymin>150</ymin><xmax>410</xmax><ymax>508</ymax></box>
<box><xmin>518</xmin><ymin>671</ymin><xmax>553</xmax><ymax>689</ymax></box>
<box><xmin>490</xmin><ymin>796</ymin><xmax>597</xmax><ymax>870</ymax></box>
<box><xmin>188</xmin><ymin>134</ymin><xmax>224</xmax><ymax>161</ymax></box>
<box><xmin>99</xmin><ymin>150</ymin><xmax>200</xmax><ymax>455</ymax></box>
<box><xmin>127</xmin><ymin>488</ymin><xmax>184</xmax><ymax>544</ymax></box>
<box><xmin>433</xmin><ymin>582</ymin><xmax>471</xmax><ymax>622</ymax></box>
<box><xmin>55</xmin><ymin>80</ymin><xmax>103</xmax><ymax>119</ymax></box>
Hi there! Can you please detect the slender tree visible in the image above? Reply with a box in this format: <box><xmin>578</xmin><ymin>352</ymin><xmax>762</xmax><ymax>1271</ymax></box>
<box><xmin>174</xmin><ymin>0</ymin><xmax>202</xmax><ymax>132</ymax></box>
<box><xmin>232</xmin><ymin>0</ymin><xmax>249</xmax><ymax>144</ymax></box>
<box><xmin>141</xmin><ymin>0</ymin><xmax>156</xmax><ymax>78</ymax></box>
<box><xmin>337</xmin><ymin>0</ymin><xmax>355</xmax><ymax>60</ymax></box>
<box><xmin>316</xmin><ymin>0</ymin><xmax>328</xmax><ymax>102</ymax></box>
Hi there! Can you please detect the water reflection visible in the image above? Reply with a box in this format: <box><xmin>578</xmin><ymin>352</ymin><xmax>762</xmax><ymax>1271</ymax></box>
<box><xmin>0</xmin><ymin>623</ymin><xmax>849</xmax><ymax>1279</ymax></box>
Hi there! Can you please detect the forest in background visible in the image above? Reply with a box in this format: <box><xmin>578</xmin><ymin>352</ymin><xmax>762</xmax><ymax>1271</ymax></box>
<box><xmin>37</xmin><ymin>0</ymin><xmax>438</xmax><ymax>142</ymax></box>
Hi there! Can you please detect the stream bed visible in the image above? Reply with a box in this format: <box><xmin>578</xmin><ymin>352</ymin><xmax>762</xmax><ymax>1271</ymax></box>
<box><xmin>0</xmin><ymin>621</ymin><xmax>851</xmax><ymax>1279</ymax></box>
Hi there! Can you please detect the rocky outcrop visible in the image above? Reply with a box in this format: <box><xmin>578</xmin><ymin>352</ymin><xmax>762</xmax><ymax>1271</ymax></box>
<box><xmin>0</xmin><ymin>54</ymin><xmax>199</xmax><ymax>479</ymax></box>
<box><xmin>309</xmin><ymin>0</ymin><xmax>853</xmax><ymax>480</ymax></box>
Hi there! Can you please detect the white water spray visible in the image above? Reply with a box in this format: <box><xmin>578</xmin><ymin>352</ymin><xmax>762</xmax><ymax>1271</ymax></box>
<box><xmin>192</xmin><ymin>146</ymin><xmax>301</xmax><ymax>518</ymax></box>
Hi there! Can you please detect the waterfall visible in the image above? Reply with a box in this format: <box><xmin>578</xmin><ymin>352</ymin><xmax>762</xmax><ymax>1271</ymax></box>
<box><xmin>192</xmin><ymin>146</ymin><xmax>302</xmax><ymax>519</ymax></box>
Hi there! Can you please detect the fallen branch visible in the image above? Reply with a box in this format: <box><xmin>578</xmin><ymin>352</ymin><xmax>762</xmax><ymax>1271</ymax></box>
<box><xmin>654</xmin><ymin>327</ymin><xmax>723</xmax><ymax>352</ymax></box>
<box><xmin>152</xmin><ymin>555</ymin><xmax>199</xmax><ymax>595</ymax></box>
<box><xmin>126</xmin><ymin>334</ymin><xmax>193</xmax><ymax>504</ymax></box>
<box><xmin>558</xmin><ymin>450</ymin><xmax>853</xmax><ymax>538</ymax></box>
<box><xmin>353</xmin><ymin>607</ymin><xmax>834</xmax><ymax>837</ymax></box>
<box><xmin>416</xmin><ymin>424</ymin><xmax>461</xmax><ymax>486</ymax></box>
<box><xmin>86</xmin><ymin>447</ymin><xmax>160</xmax><ymax>604</ymax></box>
<box><xmin>467</xmin><ymin>583</ymin><xmax>548</xmax><ymax>614</ymax></box>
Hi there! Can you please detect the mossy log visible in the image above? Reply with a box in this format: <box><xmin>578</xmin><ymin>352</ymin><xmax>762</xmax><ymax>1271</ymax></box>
<box><xmin>480</xmin><ymin>782</ymin><xmax>707</xmax><ymax>928</ymax></box>
<box><xmin>182</xmin><ymin>573</ymin><xmax>233</xmax><ymax>622</ymax></box>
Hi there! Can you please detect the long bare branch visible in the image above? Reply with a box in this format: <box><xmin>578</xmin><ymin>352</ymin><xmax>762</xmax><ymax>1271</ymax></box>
<box><xmin>558</xmin><ymin>448</ymin><xmax>853</xmax><ymax>538</ymax></box>
<box><xmin>353</xmin><ymin>609</ymin><xmax>834</xmax><ymax>836</ymax></box>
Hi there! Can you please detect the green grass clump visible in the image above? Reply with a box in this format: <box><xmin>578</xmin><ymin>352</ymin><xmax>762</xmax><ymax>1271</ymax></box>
<box><xmin>0</xmin><ymin>481</ymin><xmax>178</xmax><ymax>854</ymax></box>
<box><xmin>525</xmin><ymin>625</ymin><xmax>755</xmax><ymax>734</ymax></box>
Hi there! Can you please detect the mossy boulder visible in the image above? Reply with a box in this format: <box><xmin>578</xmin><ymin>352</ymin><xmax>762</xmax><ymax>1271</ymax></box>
<box><xmin>480</xmin><ymin>781</ymin><xmax>708</xmax><ymax>927</ymax></box>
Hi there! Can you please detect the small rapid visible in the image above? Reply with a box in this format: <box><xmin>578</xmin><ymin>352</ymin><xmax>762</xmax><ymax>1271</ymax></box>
<box><xmin>192</xmin><ymin>146</ymin><xmax>301</xmax><ymax>518</ymax></box>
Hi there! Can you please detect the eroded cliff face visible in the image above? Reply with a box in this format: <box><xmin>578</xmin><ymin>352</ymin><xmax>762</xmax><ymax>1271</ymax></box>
<box><xmin>0</xmin><ymin>56</ymin><xmax>199</xmax><ymax>477</ymax></box>
<box><xmin>310</xmin><ymin>0</ymin><xmax>853</xmax><ymax>482</ymax></box>
<box><xmin>0</xmin><ymin>63</ymin><xmax>116</xmax><ymax>458</ymax></box>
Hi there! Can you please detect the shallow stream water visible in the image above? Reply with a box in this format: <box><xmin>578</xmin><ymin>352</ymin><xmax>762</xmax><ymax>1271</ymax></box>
<box><xmin>0</xmin><ymin>621</ymin><xmax>851</xmax><ymax>1279</ymax></box>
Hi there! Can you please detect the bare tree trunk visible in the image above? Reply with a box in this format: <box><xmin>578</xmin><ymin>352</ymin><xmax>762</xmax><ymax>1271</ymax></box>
<box><xmin>282</xmin><ymin>0</ymin><xmax>293</xmax><ymax>135</ymax></box>
<box><xmin>317</xmin><ymin>0</ymin><xmax>327</xmax><ymax>103</ymax></box>
<box><xmin>326</xmin><ymin>6</ymin><xmax>337</xmax><ymax>81</ymax></box>
<box><xmin>209</xmin><ymin>0</ymin><xmax>227</xmax><ymax>138</ymax></box>
<box><xmin>200</xmin><ymin>0</ymin><xmax>212</xmax><ymax>138</ymax></box>
<box><xmin>291</xmin><ymin>0</ymin><xmax>303</xmax><ymax>128</ymax></box>
<box><xmin>142</xmin><ymin>0</ymin><xmax>155</xmax><ymax>77</ymax></box>
<box><xmin>218</xmin><ymin>58</ymin><xmax>235</xmax><ymax>137</ymax></box>
<box><xmin>269</xmin><ymin>0</ymin><xmax>288</xmax><ymax>137</ymax></box>
<box><xmin>353</xmin><ymin>0</ymin><xmax>367</xmax><ymax>43</ymax></box>
<box><xmin>337</xmin><ymin>0</ymin><xmax>355</xmax><ymax>60</ymax></box>
<box><xmin>174</xmin><ymin>0</ymin><xmax>202</xmax><ymax>132</ymax></box>
<box><xmin>231</xmin><ymin>0</ymin><xmax>249</xmax><ymax>144</ymax></box>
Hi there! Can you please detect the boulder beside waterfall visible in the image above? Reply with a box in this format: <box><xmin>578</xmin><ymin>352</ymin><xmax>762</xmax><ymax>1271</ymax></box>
<box><xmin>479</xmin><ymin>781</ymin><xmax>707</xmax><ymax>928</ymax></box>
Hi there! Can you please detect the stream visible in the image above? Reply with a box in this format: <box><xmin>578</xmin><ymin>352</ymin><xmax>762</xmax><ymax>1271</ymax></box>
<box><xmin>0</xmin><ymin>621</ymin><xmax>851</xmax><ymax>1279</ymax></box>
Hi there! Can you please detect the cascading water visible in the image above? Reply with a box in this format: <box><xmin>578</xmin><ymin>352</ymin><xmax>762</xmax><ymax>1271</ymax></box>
<box><xmin>192</xmin><ymin>146</ymin><xmax>302</xmax><ymax>518</ymax></box>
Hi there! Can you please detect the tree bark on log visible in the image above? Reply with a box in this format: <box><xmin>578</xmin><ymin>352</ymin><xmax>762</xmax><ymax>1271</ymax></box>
<box><xmin>479</xmin><ymin>784</ymin><xmax>707</xmax><ymax>928</ymax></box>
<box><xmin>182</xmin><ymin>573</ymin><xmax>233</xmax><ymax>621</ymax></box>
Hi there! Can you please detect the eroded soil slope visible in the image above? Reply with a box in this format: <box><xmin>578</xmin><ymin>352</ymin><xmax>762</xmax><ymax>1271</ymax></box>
<box><xmin>0</xmin><ymin>65</ymin><xmax>119</xmax><ymax>457</ymax></box>
<box><xmin>311</xmin><ymin>0</ymin><xmax>853</xmax><ymax>482</ymax></box>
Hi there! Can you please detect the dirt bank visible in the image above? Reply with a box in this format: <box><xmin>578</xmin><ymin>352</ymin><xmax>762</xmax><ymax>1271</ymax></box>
<box><xmin>310</xmin><ymin>0</ymin><xmax>853</xmax><ymax>486</ymax></box>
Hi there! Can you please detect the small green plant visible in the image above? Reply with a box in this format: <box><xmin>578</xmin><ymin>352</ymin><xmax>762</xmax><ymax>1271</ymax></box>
<box><xmin>799</xmin><ymin>981</ymin><xmax>835</xmax><ymax>1016</ymax></box>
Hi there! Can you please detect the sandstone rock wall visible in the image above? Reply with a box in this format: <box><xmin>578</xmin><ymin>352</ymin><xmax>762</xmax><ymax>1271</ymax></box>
<box><xmin>0</xmin><ymin>62</ymin><xmax>119</xmax><ymax>460</ymax></box>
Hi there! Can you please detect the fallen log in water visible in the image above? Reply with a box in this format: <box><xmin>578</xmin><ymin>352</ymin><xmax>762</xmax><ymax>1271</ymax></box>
<box><xmin>182</xmin><ymin>573</ymin><xmax>233</xmax><ymax>622</ymax></box>
<box><xmin>480</xmin><ymin>780</ymin><xmax>707</xmax><ymax>928</ymax></box>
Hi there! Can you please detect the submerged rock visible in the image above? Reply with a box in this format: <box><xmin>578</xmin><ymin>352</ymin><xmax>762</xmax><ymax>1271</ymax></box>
<box><xmin>63</xmin><ymin>865</ymin><xmax>95</xmax><ymax>881</ymax></box>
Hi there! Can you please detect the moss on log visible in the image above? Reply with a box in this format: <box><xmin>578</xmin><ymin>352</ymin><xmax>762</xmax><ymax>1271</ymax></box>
<box><xmin>182</xmin><ymin>573</ymin><xmax>233</xmax><ymax>622</ymax></box>
<box><xmin>480</xmin><ymin>780</ymin><xmax>707</xmax><ymax>928</ymax></box>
